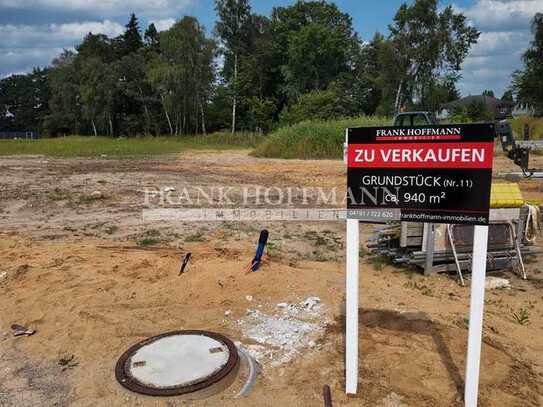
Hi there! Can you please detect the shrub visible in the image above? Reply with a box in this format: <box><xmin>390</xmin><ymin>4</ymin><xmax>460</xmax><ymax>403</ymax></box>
<box><xmin>449</xmin><ymin>101</ymin><xmax>493</xmax><ymax>122</ymax></box>
<box><xmin>279</xmin><ymin>89</ymin><xmax>360</xmax><ymax>126</ymax></box>
<box><xmin>510</xmin><ymin>116</ymin><xmax>543</xmax><ymax>140</ymax></box>
<box><xmin>252</xmin><ymin>116</ymin><xmax>390</xmax><ymax>159</ymax></box>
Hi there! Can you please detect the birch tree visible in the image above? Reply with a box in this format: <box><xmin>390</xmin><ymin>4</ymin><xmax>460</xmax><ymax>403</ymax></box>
<box><xmin>215</xmin><ymin>0</ymin><xmax>251</xmax><ymax>134</ymax></box>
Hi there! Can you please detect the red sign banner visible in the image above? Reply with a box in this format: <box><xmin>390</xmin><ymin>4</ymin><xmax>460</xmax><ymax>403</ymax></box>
<box><xmin>347</xmin><ymin>123</ymin><xmax>495</xmax><ymax>225</ymax></box>
<box><xmin>348</xmin><ymin>142</ymin><xmax>494</xmax><ymax>169</ymax></box>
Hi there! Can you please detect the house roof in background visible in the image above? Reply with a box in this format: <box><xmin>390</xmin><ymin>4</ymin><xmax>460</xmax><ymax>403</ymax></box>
<box><xmin>444</xmin><ymin>95</ymin><xmax>514</xmax><ymax>108</ymax></box>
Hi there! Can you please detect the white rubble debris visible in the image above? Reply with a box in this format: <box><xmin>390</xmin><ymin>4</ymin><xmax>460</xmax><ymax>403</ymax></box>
<box><xmin>246</xmin><ymin>295</ymin><xmax>254</xmax><ymax>302</ymax></box>
<box><xmin>224</xmin><ymin>310</ymin><xmax>231</xmax><ymax>317</ymax></box>
<box><xmin>301</xmin><ymin>296</ymin><xmax>321</xmax><ymax>311</ymax></box>
<box><xmin>90</xmin><ymin>191</ymin><xmax>103</xmax><ymax>199</ymax></box>
<box><xmin>238</xmin><ymin>296</ymin><xmax>326</xmax><ymax>367</ymax></box>
<box><xmin>164</xmin><ymin>187</ymin><xmax>176</xmax><ymax>192</ymax></box>
<box><xmin>485</xmin><ymin>277</ymin><xmax>511</xmax><ymax>290</ymax></box>
<box><xmin>0</xmin><ymin>272</ymin><xmax>7</xmax><ymax>281</ymax></box>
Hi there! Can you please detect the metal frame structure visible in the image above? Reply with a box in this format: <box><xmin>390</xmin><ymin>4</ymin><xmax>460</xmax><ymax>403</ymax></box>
<box><xmin>447</xmin><ymin>222</ymin><xmax>527</xmax><ymax>285</ymax></box>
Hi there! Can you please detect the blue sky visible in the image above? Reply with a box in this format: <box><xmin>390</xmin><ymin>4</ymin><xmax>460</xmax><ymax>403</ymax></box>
<box><xmin>1</xmin><ymin>0</ymin><xmax>541</xmax><ymax>97</ymax></box>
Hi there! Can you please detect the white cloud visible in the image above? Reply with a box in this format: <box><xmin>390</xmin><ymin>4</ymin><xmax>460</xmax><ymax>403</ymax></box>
<box><xmin>150</xmin><ymin>18</ymin><xmax>176</xmax><ymax>32</ymax></box>
<box><xmin>0</xmin><ymin>0</ymin><xmax>192</xmax><ymax>18</ymax></box>
<box><xmin>463</xmin><ymin>0</ymin><xmax>543</xmax><ymax>31</ymax></box>
<box><xmin>0</xmin><ymin>20</ymin><xmax>124</xmax><ymax>49</ymax></box>
<box><xmin>52</xmin><ymin>20</ymin><xmax>125</xmax><ymax>38</ymax></box>
<box><xmin>468</xmin><ymin>30</ymin><xmax>532</xmax><ymax>57</ymax></box>
<box><xmin>1</xmin><ymin>47</ymin><xmax>62</xmax><ymax>77</ymax></box>
<box><xmin>456</xmin><ymin>0</ymin><xmax>540</xmax><ymax>97</ymax></box>
<box><xmin>0</xmin><ymin>20</ymin><xmax>124</xmax><ymax>77</ymax></box>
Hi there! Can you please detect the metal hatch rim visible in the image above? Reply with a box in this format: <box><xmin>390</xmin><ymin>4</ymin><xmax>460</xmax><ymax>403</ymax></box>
<box><xmin>115</xmin><ymin>330</ymin><xmax>239</xmax><ymax>397</ymax></box>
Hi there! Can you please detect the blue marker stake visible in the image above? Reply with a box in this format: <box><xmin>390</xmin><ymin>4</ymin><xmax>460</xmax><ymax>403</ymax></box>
<box><xmin>251</xmin><ymin>230</ymin><xmax>269</xmax><ymax>272</ymax></box>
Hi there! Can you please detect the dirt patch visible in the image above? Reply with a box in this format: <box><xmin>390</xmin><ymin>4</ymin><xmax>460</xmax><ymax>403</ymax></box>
<box><xmin>1</xmin><ymin>150</ymin><xmax>542</xmax><ymax>406</ymax></box>
<box><xmin>326</xmin><ymin>309</ymin><xmax>542</xmax><ymax>406</ymax></box>
<box><xmin>0</xmin><ymin>347</ymin><xmax>70</xmax><ymax>406</ymax></box>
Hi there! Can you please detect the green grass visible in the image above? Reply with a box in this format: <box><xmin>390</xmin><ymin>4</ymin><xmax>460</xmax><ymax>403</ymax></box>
<box><xmin>77</xmin><ymin>192</ymin><xmax>107</xmax><ymax>204</ymax></box>
<box><xmin>510</xmin><ymin>116</ymin><xmax>543</xmax><ymax>140</ymax></box>
<box><xmin>0</xmin><ymin>132</ymin><xmax>264</xmax><ymax>158</ymax></box>
<box><xmin>46</xmin><ymin>189</ymin><xmax>72</xmax><ymax>201</ymax></box>
<box><xmin>370</xmin><ymin>255</ymin><xmax>394</xmax><ymax>272</ymax></box>
<box><xmin>404</xmin><ymin>280</ymin><xmax>434</xmax><ymax>297</ymax></box>
<box><xmin>252</xmin><ymin>116</ymin><xmax>390</xmax><ymax>159</ymax></box>
<box><xmin>137</xmin><ymin>229</ymin><xmax>162</xmax><ymax>247</ymax></box>
<box><xmin>137</xmin><ymin>237</ymin><xmax>161</xmax><ymax>246</ymax></box>
<box><xmin>511</xmin><ymin>307</ymin><xmax>530</xmax><ymax>325</ymax></box>
<box><xmin>185</xmin><ymin>231</ymin><xmax>205</xmax><ymax>242</ymax></box>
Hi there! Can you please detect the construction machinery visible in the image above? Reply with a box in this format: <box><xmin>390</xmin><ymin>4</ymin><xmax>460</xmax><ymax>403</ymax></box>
<box><xmin>495</xmin><ymin>121</ymin><xmax>543</xmax><ymax>177</ymax></box>
<box><xmin>393</xmin><ymin>111</ymin><xmax>543</xmax><ymax>177</ymax></box>
<box><xmin>370</xmin><ymin>112</ymin><xmax>542</xmax><ymax>284</ymax></box>
<box><xmin>367</xmin><ymin>185</ymin><xmax>540</xmax><ymax>285</ymax></box>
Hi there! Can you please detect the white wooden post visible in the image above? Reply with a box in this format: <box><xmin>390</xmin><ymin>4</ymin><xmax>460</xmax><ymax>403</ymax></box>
<box><xmin>424</xmin><ymin>223</ymin><xmax>435</xmax><ymax>276</ymax></box>
<box><xmin>346</xmin><ymin>218</ymin><xmax>359</xmax><ymax>394</ymax></box>
<box><xmin>464</xmin><ymin>225</ymin><xmax>489</xmax><ymax>407</ymax></box>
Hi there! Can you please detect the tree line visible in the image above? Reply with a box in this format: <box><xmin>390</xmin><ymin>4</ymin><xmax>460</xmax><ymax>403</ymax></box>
<box><xmin>514</xmin><ymin>13</ymin><xmax>543</xmax><ymax>116</ymax></box>
<box><xmin>0</xmin><ymin>0</ymin><xmax>539</xmax><ymax>137</ymax></box>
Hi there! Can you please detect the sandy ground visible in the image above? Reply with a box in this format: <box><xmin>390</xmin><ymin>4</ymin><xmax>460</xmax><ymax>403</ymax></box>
<box><xmin>1</xmin><ymin>150</ymin><xmax>543</xmax><ymax>406</ymax></box>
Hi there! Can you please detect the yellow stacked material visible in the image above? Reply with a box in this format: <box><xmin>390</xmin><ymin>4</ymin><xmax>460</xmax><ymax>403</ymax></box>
<box><xmin>490</xmin><ymin>183</ymin><xmax>524</xmax><ymax>208</ymax></box>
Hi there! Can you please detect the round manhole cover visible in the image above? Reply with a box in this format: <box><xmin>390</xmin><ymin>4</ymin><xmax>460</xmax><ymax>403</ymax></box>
<box><xmin>115</xmin><ymin>330</ymin><xmax>239</xmax><ymax>396</ymax></box>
